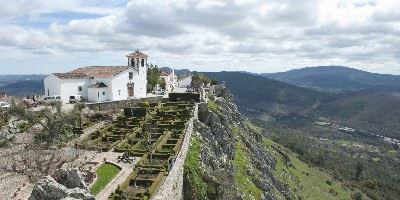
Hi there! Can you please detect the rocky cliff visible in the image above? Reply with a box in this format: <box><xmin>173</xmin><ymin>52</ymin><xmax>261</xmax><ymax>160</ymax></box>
<box><xmin>183</xmin><ymin>85</ymin><xmax>290</xmax><ymax>200</ymax></box>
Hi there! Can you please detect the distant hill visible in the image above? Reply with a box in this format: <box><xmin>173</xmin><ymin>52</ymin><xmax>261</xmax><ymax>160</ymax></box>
<box><xmin>159</xmin><ymin>67</ymin><xmax>191</xmax><ymax>76</ymax></box>
<box><xmin>314</xmin><ymin>91</ymin><xmax>400</xmax><ymax>139</ymax></box>
<box><xmin>206</xmin><ymin>71</ymin><xmax>400</xmax><ymax>139</ymax></box>
<box><xmin>0</xmin><ymin>75</ymin><xmax>46</xmax><ymax>96</ymax></box>
<box><xmin>261</xmin><ymin>66</ymin><xmax>400</xmax><ymax>93</ymax></box>
<box><xmin>0</xmin><ymin>80</ymin><xmax>44</xmax><ymax>96</ymax></box>
<box><xmin>205</xmin><ymin>72</ymin><xmax>331</xmax><ymax>115</ymax></box>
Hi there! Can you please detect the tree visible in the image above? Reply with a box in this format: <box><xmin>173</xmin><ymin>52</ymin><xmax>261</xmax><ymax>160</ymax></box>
<box><xmin>7</xmin><ymin>101</ymin><xmax>82</xmax><ymax>148</ymax></box>
<box><xmin>159</xmin><ymin>78</ymin><xmax>166</xmax><ymax>90</ymax></box>
<box><xmin>191</xmin><ymin>72</ymin><xmax>210</xmax><ymax>92</ymax></box>
<box><xmin>355</xmin><ymin>161</ymin><xmax>364</xmax><ymax>180</ymax></box>
<box><xmin>147</xmin><ymin>64</ymin><xmax>161</xmax><ymax>91</ymax></box>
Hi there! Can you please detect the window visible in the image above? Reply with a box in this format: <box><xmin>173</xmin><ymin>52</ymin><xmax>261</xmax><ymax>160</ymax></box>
<box><xmin>141</xmin><ymin>58</ymin><xmax>145</xmax><ymax>67</ymax></box>
<box><xmin>102</xmin><ymin>91</ymin><xmax>106</xmax><ymax>96</ymax></box>
<box><xmin>78</xmin><ymin>86</ymin><xmax>82</xmax><ymax>92</ymax></box>
<box><xmin>118</xmin><ymin>90</ymin><xmax>121</xmax><ymax>95</ymax></box>
<box><xmin>129</xmin><ymin>72</ymin><xmax>133</xmax><ymax>80</ymax></box>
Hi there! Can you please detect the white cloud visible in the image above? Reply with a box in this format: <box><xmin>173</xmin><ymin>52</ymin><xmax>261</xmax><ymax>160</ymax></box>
<box><xmin>0</xmin><ymin>0</ymin><xmax>399</xmax><ymax>75</ymax></box>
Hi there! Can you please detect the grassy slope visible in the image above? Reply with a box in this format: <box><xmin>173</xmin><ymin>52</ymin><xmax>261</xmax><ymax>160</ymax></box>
<box><xmin>233</xmin><ymin>140</ymin><xmax>263</xmax><ymax>200</ymax></box>
<box><xmin>263</xmin><ymin>138</ymin><xmax>366</xmax><ymax>200</ymax></box>
<box><xmin>183</xmin><ymin>135</ymin><xmax>209</xmax><ymax>199</ymax></box>
<box><xmin>90</xmin><ymin>163</ymin><xmax>121</xmax><ymax>195</ymax></box>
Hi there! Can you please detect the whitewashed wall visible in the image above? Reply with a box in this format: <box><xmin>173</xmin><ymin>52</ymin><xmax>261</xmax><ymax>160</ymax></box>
<box><xmin>88</xmin><ymin>87</ymin><xmax>109</xmax><ymax>102</ymax></box>
<box><xmin>59</xmin><ymin>79</ymin><xmax>90</xmax><ymax>102</ymax></box>
<box><xmin>44</xmin><ymin>74</ymin><xmax>61</xmax><ymax>97</ymax></box>
<box><xmin>91</xmin><ymin>77</ymin><xmax>113</xmax><ymax>101</ymax></box>
<box><xmin>136</xmin><ymin>65</ymin><xmax>147</xmax><ymax>98</ymax></box>
<box><xmin>44</xmin><ymin>65</ymin><xmax>147</xmax><ymax>103</ymax></box>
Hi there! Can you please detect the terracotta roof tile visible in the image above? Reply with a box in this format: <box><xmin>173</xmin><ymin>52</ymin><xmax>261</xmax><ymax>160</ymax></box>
<box><xmin>160</xmin><ymin>71</ymin><xmax>171</xmax><ymax>76</ymax></box>
<box><xmin>53</xmin><ymin>72</ymin><xmax>89</xmax><ymax>79</ymax></box>
<box><xmin>71</xmin><ymin>66</ymin><xmax>128</xmax><ymax>78</ymax></box>
<box><xmin>54</xmin><ymin>66</ymin><xmax>129</xmax><ymax>79</ymax></box>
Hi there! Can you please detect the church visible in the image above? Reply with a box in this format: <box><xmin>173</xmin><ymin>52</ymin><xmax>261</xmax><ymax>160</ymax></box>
<box><xmin>44</xmin><ymin>50</ymin><xmax>149</xmax><ymax>103</ymax></box>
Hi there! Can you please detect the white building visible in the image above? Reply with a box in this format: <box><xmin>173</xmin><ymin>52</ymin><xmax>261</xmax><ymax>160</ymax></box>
<box><xmin>159</xmin><ymin>69</ymin><xmax>177</xmax><ymax>92</ymax></box>
<box><xmin>44</xmin><ymin>50</ymin><xmax>149</xmax><ymax>103</ymax></box>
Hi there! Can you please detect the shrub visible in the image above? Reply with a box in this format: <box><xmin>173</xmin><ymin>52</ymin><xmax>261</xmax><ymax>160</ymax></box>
<box><xmin>363</xmin><ymin>178</ymin><xmax>379</xmax><ymax>189</ymax></box>
<box><xmin>326</xmin><ymin>180</ymin><xmax>332</xmax><ymax>185</ymax></box>
<box><xmin>140</xmin><ymin>101</ymin><xmax>150</xmax><ymax>108</ymax></box>
<box><xmin>329</xmin><ymin>188</ymin><xmax>338</xmax><ymax>195</ymax></box>
<box><xmin>352</xmin><ymin>192</ymin><xmax>363</xmax><ymax>200</ymax></box>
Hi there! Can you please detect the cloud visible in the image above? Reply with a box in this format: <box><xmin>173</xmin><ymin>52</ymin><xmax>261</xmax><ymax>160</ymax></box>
<box><xmin>0</xmin><ymin>0</ymin><xmax>399</xmax><ymax>75</ymax></box>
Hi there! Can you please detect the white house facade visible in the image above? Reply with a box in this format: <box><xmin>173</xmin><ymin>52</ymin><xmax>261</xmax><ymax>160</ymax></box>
<box><xmin>159</xmin><ymin>69</ymin><xmax>177</xmax><ymax>92</ymax></box>
<box><xmin>44</xmin><ymin>50</ymin><xmax>149</xmax><ymax>103</ymax></box>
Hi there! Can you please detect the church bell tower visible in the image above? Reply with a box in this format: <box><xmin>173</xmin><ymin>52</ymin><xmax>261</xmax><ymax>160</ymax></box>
<box><xmin>126</xmin><ymin>50</ymin><xmax>148</xmax><ymax>71</ymax></box>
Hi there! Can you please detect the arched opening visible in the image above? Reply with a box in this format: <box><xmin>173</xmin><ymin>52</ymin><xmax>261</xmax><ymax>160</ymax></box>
<box><xmin>131</xmin><ymin>59</ymin><xmax>135</xmax><ymax>67</ymax></box>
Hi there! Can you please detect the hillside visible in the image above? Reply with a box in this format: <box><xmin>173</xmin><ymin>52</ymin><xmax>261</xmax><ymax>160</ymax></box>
<box><xmin>183</xmin><ymin>85</ymin><xmax>364</xmax><ymax>200</ymax></box>
<box><xmin>314</xmin><ymin>91</ymin><xmax>400</xmax><ymax>139</ymax></box>
<box><xmin>206</xmin><ymin>71</ymin><xmax>400</xmax><ymax>139</ymax></box>
<box><xmin>205</xmin><ymin>72</ymin><xmax>330</xmax><ymax>115</ymax></box>
<box><xmin>262</xmin><ymin>66</ymin><xmax>400</xmax><ymax>92</ymax></box>
<box><xmin>0</xmin><ymin>80</ymin><xmax>44</xmax><ymax>96</ymax></box>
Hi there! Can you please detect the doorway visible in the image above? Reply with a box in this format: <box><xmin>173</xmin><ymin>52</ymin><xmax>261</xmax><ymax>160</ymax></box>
<box><xmin>127</xmin><ymin>84</ymin><xmax>134</xmax><ymax>97</ymax></box>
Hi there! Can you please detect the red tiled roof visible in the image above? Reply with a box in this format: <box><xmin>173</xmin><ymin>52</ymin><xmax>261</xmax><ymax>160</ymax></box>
<box><xmin>160</xmin><ymin>71</ymin><xmax>171</xmax><ymax>76</ymax></box>
<box><xmin>70</xmin><ymin>66</ymin><xmax>128</xmax><ymax>78</ymax></box>
<box><xmin>53</xmin><ymin>72</ymin><xmax>88</xmax><ymax>79</ymax></box>
<box><xmin>54</xmin><ymin>66</ymin><xmax>129</xmax><ymax>79</ymax></box>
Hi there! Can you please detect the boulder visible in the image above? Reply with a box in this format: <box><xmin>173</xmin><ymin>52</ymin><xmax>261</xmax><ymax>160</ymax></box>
<box><xmin>28</xmin><ymin>176</ymin><xmax>69</xmax><ymax>200</ymax></box>
<box><xmin>53</xmin><ymin>168</ymin><xmax>88</xmax><ymax>190</ymax></box>
<box><xmin>66</xmin><ymin>188</ymin><xmax>95</xmax><ymax>200</ymax></box>
<box><xmin>29</xmin><ymin>169</ymin><xmax>95</xmax><ymax>200</ymax></box>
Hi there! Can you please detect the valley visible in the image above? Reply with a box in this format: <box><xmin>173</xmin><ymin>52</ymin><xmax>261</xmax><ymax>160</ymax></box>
<box><xmin>207</xmin><ymin>70</ymin><xmax>400</xmax><ymax>200</ymax></box>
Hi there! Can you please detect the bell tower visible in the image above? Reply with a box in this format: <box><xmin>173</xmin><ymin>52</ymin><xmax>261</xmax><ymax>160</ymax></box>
<box><xmin>126</xmin><ymin>50</ymin><xmax>148</xmax><ymax>70</ymax></box>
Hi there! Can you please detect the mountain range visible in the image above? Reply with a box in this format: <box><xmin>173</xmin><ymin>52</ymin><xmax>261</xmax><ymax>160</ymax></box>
<box><xmin>261</xmin><ymin>66</ymin><xmax>400</xmax><ymax>93</ymax></box>
<box><xmin>206</xmin><ymin>71</ymin><xmax>400</xmax><ymax>139</ymax></box>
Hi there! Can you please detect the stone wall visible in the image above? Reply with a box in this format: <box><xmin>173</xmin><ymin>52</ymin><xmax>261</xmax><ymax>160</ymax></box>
<box><xmin>85</xmin><ymin>97</ymin><xmax>162</xmax><ymax>111</ymax></box>
<box><xmin>151</xmin><ymin>103</ymin><xmax>198</xmax><ymax>200</ymax></box>
<box><xmin>168</xmin><ymin>93</ymin><xmax>200</xmax><ymax>102</ymax></box>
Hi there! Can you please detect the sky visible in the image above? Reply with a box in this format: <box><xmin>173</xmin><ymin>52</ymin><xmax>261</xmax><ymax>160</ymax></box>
<box><xmin>0</xmin><ymin>0</ymin><xmax>399</xmax><ymax>75</ymax></box>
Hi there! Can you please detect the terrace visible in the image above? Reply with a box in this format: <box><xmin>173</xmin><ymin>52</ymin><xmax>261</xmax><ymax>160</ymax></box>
<box><xmin>79</xmin><ymin>101</ymin><xmax>195</xmax><ymax>199</ymax></box>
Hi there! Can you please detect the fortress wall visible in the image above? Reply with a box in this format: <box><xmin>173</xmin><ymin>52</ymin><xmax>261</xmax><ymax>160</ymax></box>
<box><xmin>151</xmin><ymin>103</ymin><xmax>198</xmax><ymax>200</ymax></box>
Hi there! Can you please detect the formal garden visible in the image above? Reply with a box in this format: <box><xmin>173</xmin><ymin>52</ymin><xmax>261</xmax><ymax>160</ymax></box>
<box><xmin>79</xmin><ymin>100</ymin><xmax>195</xmax><ymax>199</ymax></box>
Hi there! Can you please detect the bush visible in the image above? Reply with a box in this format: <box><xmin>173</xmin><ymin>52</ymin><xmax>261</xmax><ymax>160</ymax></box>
<box><xmin>0</xmin><ymin>139</ymin><xmax>8</xmax><ymax>148</ymax></box>
<box><xmin>364</xmin><ymin>178</ymin><xmax>379</xmax><ymax>189</ymax></box>
<box><xmin>326</xmin><ymin>180</ymin><xmax>332</xmax><ymax>185</ymax></box>
<box><xmin>140</xmin><ymin>101</ymin><xmax>150</xmax><ymax>108</ymax></box>
<box><xmin>352</xmin><ymin>192</ymin><xmax>363</xmax><ymax>200</ymax></box>
<box><xmin>329</xmin><ymin>188</ymin><xmax>338</xmax><ymax>195</ymax></box>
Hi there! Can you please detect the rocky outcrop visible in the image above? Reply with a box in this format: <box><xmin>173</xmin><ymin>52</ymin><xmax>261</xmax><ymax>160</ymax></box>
<box><xmin>53</xmin><ymin>168</ymin><xmax>88</xmax><ymax>190</ymax></box>
<box><xmin>29</xmin><ymin>169</ymin><xmax>94</xmax><ymax>200</ymax></box>
<box><xmin>184</xmin><ymin>85</ymin><xmax>290</xmax><ymax>199</ymax></box>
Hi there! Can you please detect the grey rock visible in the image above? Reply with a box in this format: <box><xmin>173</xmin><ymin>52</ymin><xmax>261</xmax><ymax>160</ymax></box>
<box><xmin>29</xmin><ymin>169</ymin><xmax>95</xmax><ymax>200</ymax></box>
<box><xmin>53</xmin><ymin>168</ymin><xmax>88</xmax><ymax>190</ymax></box>
<box><xmin>28</xmin><ymin>176</ymin><xmax>69</xmax><ymax>200</ymax></box>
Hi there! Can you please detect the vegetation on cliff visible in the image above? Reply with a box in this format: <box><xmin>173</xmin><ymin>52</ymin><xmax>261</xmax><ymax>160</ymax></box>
<box><xmin>183</xmin><ymin>85</ymin><xmax>371</xmax><ymax>200</ymax></box>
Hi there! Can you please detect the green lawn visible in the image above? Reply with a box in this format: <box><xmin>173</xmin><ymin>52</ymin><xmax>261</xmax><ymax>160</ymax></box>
<box><xmin>90</xmin><ymin>163</ymin><xmax>121</xmax><ymax>195</ymax></box>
